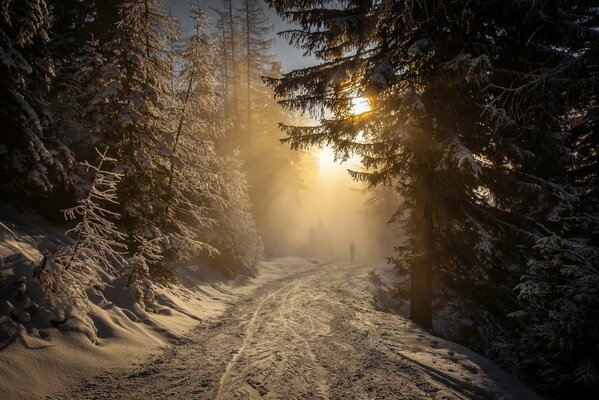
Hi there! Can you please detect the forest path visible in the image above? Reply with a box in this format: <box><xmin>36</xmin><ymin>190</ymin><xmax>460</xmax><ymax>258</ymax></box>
<box><xmin>62</xmin><ymin>261</ymin><xmax>540</xmax><ymax>400</ymax></box>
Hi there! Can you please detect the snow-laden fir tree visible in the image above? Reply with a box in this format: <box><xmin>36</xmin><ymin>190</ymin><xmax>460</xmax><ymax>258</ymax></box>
<box><xmin>219</xmin><ymin>0</ymin><xmax>240</xmax><ymax>122</ymax></box>
<box><xmin>47</xmin><ymin>0</ymin><xmax>95</xmax><ymax>63</ymax></box>
<box><xmin>239</xmin><ymin>0</ymin><xmax>274</xmax><ymax>143</ymax></box>
<box><xmin>161</xmin><ymin>7</ymin><xmax>224</xmax><ymax>272</ymax></box>
<box><xmin>178</xmin><ymin>6</ymin><xmax>265</xmax><ymax>272</ymax></box>
<box><xmin>46</xmin><ymin>0</ymin><xmax>94</xmax><ymax>170</ymax></box>
<box><xmin>46</xmin><ymin>0</ymin><xmax>109</xmax><ymax>170</ymax></box>
<box><xmin>36</xmin><ymin>148</ymin><xmax>126</xmax><ymax>309</ymax></box>
<box><xmin>86</xmin><ymin>0</ymin><xmax>180</xmax><ymax>280</ymax></box>
<box><xmin>0</xmin><ymin>0</ymin><xmax>72</xmax><ymax>198</ymax></box>
<box><xmin>127</xmin><ymin>235</ymin><xmax>162</xmax><ymax>309</ymax></box>
<box><xmin>515</xmin><ymin>228</ymin><xmax>599</xmax><ymax>396</ymax></box>
<box><xmin>265</xmin><ymin>0</ymin><xmax>572</xmax><ymax>337</ymax></box>
<box><xmin>215</xmin><ymin>10</ymin><xmax>231</xmax><ymax>118</ymax></box>
<box><xmin>50</xmin><ymin>38</ymin><xmax>107</xmax><ymax>186</ymax></box>
<box><xmin>188</xmin><ymin>6</ymin><xmax>263</xmax><ymax>275</ymax></box>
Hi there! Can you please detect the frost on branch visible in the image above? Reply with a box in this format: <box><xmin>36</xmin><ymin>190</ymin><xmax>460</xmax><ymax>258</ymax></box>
<box><xmin>35</xmin><ymin>148</ymin><xmax>126</xmax><ymax>308</ymax></box>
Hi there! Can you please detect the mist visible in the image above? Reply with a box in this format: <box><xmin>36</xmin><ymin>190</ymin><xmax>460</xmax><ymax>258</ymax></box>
<box><xmin>2</xmin><ymin>1</ymin><xmax>596</xmax><ymax>398</ymax></box>
<box><xmin>286</xmin><ymin>152</ymin><xmax>389</xmax><ymax>263</ymax></box>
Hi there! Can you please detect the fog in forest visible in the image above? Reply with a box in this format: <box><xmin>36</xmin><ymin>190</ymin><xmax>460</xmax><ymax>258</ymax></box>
<box><xmin>276</xmin><ymin>148</ymin><xmax>393</xmax><ymax>262</ymax></box>
<box><xmin>1</xmin><ymin>0</ymin><xmax>597</xmax><ymax>398</ymax></box>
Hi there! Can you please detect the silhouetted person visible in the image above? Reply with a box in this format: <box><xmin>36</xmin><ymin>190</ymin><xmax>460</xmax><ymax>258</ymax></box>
<box><xmin>349</xmin><ymin>241</ymin><xmax>356</xmax><ymax>262</ymax></box>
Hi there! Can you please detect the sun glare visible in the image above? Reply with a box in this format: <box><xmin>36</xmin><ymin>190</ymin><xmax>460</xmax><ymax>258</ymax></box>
<box><xmin>313</xmin><ymin>96</ymin><xmax>370</xmax><ymax>173</ymax></box>
<box><xmin>314</xmin><ymin>146</ymin><xmax>337</xmax><ymax>172</ymax></box>
<box><xmin>314</xmin><ymin>144</ymin><xmax>362</xmax><ymax>174</ymax></box>
<box><xmin>350</xmin><ymin>96</ymin><xmax>371</xmax><ymax>115</ymax></box>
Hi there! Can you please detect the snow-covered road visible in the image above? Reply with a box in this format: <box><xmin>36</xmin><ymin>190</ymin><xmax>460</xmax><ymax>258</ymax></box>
<box><xmin>60</xmin><ymin>261</ymin><xmax>540</xmax><ymax>400</ymax></box>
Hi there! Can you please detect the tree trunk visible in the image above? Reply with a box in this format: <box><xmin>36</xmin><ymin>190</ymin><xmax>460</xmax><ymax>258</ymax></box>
<box><xmin>245</xmin><ymin>0</ymin><xmax>251</xmax><ymax>145</ymax></box>
<box><xmin>221</xmin><ymin>18</ymin><xmax>229</xmax><ymax>117</ymax></box>
<box><xmin>227</xmin><ymin>0</ymin><xmax>238</xmax><ymax>122</ymax></box>
<box><xmin>410</xmin><ymin>184</ymin><xmax>434</xmax><ymax>330</ymax></box>
<box><xmin>144</xmin><ymin>0</ymin><xmax>150</xmax><ymax>58</ymax></box>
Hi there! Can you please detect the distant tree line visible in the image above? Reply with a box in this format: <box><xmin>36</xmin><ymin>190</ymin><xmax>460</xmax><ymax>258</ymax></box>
<box><xmin>216</xmin><ymin>0</ymin><xmax>314</xmax><ymax>256</ymax></box>
<box><xmin>266</xmin><ymin>0</ymin><xmax>598</xmax><ymax>398</ymax></box>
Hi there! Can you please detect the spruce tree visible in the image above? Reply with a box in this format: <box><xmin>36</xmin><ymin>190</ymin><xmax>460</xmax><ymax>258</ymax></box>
<box><xmin>512</xmin><ymin>4</ymin><xmax>599</xmax><ymax>395</ymax></box>
<box><xmin>47</xmin><ymin>0</ymin><xmax>109</xmax><ymax>166</ymax></box>
<box><xmin>47</xmin><ymin>0</ymin><xmax>95</xmax><ymax>60</ymax></box>
<box><xmin>211</xmin><ymin>154</ymin><xmax>264</xmax><ymax>276</ymax></box>
<box><xmin>164</xmin><ymin>7</ymin><xmax>224</xmax><ymax>269</ymax></box>
<box><xmin>0</xmin><ymin>0</ymin><xmax>72</xmax><ymax>198</ymax></box>
<box><xmin>215</xmin><ymin>10</ymin><xmax>231</xmax><ymax>118</ymax></box>
<box><xmin>88</xmin><ymin>0</ymin><xmax>178</xmax><ymax>279</ymax></box>
<box><xmin>221</xmin><ymin>0</ymin><xmax>239</xmax><ymax>124</ymax></box>
<box><xmin>265</xmin><ymin>0</ymin><xmax>572</xmax><ymax>335</ymax></box>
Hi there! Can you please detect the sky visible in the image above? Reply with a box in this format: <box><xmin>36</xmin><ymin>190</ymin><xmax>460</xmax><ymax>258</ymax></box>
<box><xmin>168</xmin><ymin>0</ymin><xmax>315</xmax><ymax>72</ymax></box>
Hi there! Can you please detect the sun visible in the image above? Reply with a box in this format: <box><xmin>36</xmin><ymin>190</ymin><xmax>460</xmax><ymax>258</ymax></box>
<box><xmin>314</xmin><ymin>146</ymin><xmax>337</xmax><ymax>172</ymax></box>
<box><xmin>350</xmin><ymin>96</ymin><xmax>371</xmax><ymax>115</ymax></box>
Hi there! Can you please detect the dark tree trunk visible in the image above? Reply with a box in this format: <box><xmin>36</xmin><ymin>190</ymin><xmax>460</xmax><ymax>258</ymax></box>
<box><xmin>410</xmin><ymin>185</ymin><xmax>434</xmax><ymax>330</ymax></box>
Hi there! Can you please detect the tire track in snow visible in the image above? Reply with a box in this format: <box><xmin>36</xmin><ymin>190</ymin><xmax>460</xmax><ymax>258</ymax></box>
<box><xmin>272</xmin><ymin>275</ymin><xmax>330</xmax><ymax>400</ymax></box>
<box><xmin>215</xmin><ymin>275</ymin><xmax>314</xmax><ymax>400</ymax></box>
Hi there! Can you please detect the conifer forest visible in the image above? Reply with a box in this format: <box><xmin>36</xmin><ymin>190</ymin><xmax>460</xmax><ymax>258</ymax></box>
<box><xmin>0</xmin><ymin>1</ymin><xmax>597</xmax><ymax>399</ymax></box>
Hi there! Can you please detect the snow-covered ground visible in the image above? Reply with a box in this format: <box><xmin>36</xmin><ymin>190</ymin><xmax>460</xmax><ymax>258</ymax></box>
<box><xmin>51</xmin><ymin>261</ymin><xmax>540</xmax><ymax>400</ymax></box>
<box><xmin>1</xmin><ymin>207</ymin><xmax>541</xmax><ymax>399</ymax></box>
<box><xmin>0</xmin><ymin>256</ymin><xmax>314</xmax><ymax>400</ymax></box>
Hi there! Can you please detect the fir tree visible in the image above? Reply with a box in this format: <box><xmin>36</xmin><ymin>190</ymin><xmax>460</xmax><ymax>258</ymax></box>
<box><xmin>516</xmin><ymin>224</ymin><xmax>599</xmax><ymax>396</ymax></box>
<box><xmin>220</xmin><ymin>0</ymin><xmax>239</xmax><ymax>124</ymax></box>
<box><xmin>239</xmin><ymin>0</ymin><xmax>273</xmax><ymax>143</ymax></box>
<box><xmin>88</xmin><ymin>0</ymin><xmax>179</xmax><ymax>279</ymax></box>
<box><xmin>47</xmin><ymin>0</ymin><xmax>95</xmax><ymax>60</ymax></box>
<box><xmin>163</xmin><ymin>7</ymin><xmax>224</xmax><ymax>270</ymax></box>
<box><xmin>0</xmin><ymin>0</ymin><xmax>72</xmax><ymax>198</ymax></box>
<box><xmin>50</xmin><ymin>37</ymin><xmax>106</xmax><ymax>180</ymax></box>
<box><xmin>266</xmin><ymin>0</ymin><xmax>572</xmax><ymax>334</ymax></box>
<box><xmin>127</xmin><ymin>235</ymin><xmax>162</xmax><ymax>309</ymax></box>
<box><xmin>47</xmin><ymin>0</ymin><xmax>109</xmax><ymax>168</ymax></box>
<box><xmin>211</xmin><ymin>154</ymin><xmax>264</xmax><ymax>277</ymax></box>
<box><xmin>512</xmin><ymin>5</ymin><xmax>599</xmax><ymax>395</ymax></box>
<box><xmin>214</xmin><ymin>10</ymin><xmax>231</xmax><ymax>118</ymax></box>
